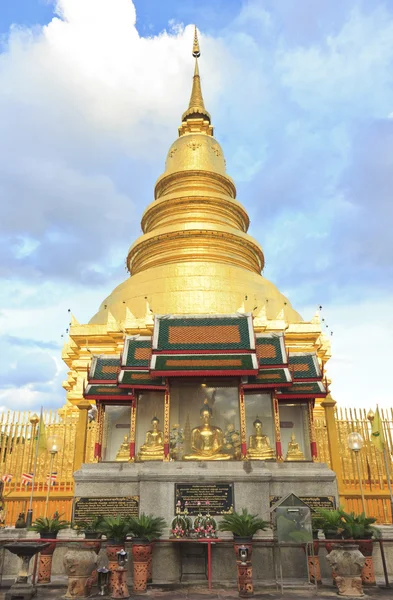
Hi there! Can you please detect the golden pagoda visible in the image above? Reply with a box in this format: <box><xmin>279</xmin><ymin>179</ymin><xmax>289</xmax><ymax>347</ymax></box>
<box><xmin>4</xmin><ymin>28</ymin><xmax>393</xmax><ymax>532</ymax></box>
<box><xmin>62</xmin><ymin>27</ymin><xmax>331</xmax><ymax>469</ymax></box>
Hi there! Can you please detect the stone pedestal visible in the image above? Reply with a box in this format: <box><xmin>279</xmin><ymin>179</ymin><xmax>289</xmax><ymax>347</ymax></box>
<box><xmin>63</xmin><ymin>546</ymin><xmax>97</xmax><ymax>599</ymax></box>
<box><xmin>4</xmin><ymin>542</ymin><xmax>50</xmax><ymax>600</ymax></box>
<box><xmin>326</xmin><ymin>544</ymin><xmax>366</xmax><ymax>597</ymax></box>
<box><xmin>74</xmin><ymin>461</ymin><xmax>338</xmax><ymax>584</ymax></box>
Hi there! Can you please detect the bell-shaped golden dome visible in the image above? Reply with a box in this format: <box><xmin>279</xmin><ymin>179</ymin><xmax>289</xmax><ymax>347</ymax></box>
<box><xmin>89</xmin><ymin>27</ymin><xmax>302</xmax><ymax>325</ymax></box>
<box><xmin>163</xmin><ymin>133</ymin><xmax>227</xmax><ymax>178</ymax></box>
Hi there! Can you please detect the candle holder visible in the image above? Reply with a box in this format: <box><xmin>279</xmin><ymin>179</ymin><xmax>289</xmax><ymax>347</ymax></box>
<box><xmin>97</xmin><ymin>567</ymin><xmax>110</xmax><ymax>596</ymax></box>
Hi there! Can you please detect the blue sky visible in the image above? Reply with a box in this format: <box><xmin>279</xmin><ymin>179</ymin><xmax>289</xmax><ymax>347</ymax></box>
<box><xmin>0</xmin><ymin>0</ymin><xmax>392</xmax><ymax>411</ymax></box>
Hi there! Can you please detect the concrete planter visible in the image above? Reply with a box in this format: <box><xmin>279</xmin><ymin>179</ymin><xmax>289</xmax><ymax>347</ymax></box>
<box><xmin>305</xmin><ymin>541</ymin><xmax>321</xmax><ymax>584</ymax></box>
<box><xmin>326</xmin><ymin>543</ymin><xmax>365</xmax><ymax>597</ymax></box>
<box><xmin>63</xmin><ymin>546</ymin><xmax>97</xmax><ymax>599</ymax></box>
<box><xmin>37</xmin><ymin>539</ymin><xmax>57</xmax><ymax>584</ymax></box>
<box><xmin>131</xmin><ymin>541</ymin><xmax>151</xmax><ymax>594</ymax></box>
<box><xmin>358</xmin><ymin>539</ymin><xmax>376</xmax><ymax>586</ymax></box>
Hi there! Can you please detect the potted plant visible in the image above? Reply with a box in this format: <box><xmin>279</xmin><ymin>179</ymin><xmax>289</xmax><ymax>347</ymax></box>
<box><xmin>218</xmin><ymin>508</ymin><xmax>268</xmax><ymax>544</ymax></box>
<box><xmin>30</xmin><ymin>514</ymin><xmax>70</xmax><ymax>539</ymax></box>
<box><xmin>127</xmin><ymin>513</ymin><xmax>166</xmax><ymax>543</ymax></box>
<box><xmin>97</xmin><ymin>516</ymin><xmax>131</xmax><ymax>545</ymax></box>
<box><xmin>30</xmin><ymin>513</ymin><xmax>70</xmax><ymax>584</ymax></box>
<box><xmin>74</xmin><ymin>515</ymin><xmax>103</xmax><ymax>540</ymax></box>
<box><xmin>340</xmin><ymin>509</ymin><xmax>380</xmax><ymax>587</ymax></box>
<box><xmin>127</xmin><ymin>514</ymin><xmax>166</xmax><ymax>593</ymax></box>
<box><xmin>315</xmin><ymin>508</ymin><xmax>344</xmax><ymax>543</ymax></box>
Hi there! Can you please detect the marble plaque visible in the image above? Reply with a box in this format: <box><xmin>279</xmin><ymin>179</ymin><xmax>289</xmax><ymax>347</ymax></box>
<box><xmin>175</xmin><ymin>482</ymin><xmax>234</xmax><ymax>515</ymax></box>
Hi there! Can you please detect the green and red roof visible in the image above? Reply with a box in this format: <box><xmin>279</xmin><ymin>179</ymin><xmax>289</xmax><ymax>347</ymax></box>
<box><xmin>152</xmin><ymin>314</ymin><xmax>255</xmax><ymax>352</ymax></box>
<box><xmin>83</xmin><ymin>314</ymin><xmax>326</xmax><ymax>402</ymax></box>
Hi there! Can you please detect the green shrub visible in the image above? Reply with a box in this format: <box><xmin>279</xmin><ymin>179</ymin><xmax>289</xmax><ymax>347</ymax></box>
<box><xmin>218</xmin><ymin>509</ymin><xmax>268</xmax><ymax>538</ymax></box>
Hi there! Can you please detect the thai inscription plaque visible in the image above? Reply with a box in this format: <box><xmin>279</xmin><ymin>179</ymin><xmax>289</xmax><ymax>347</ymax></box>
<box><xmin>269</xmin><ymin>495</ymin><xmax>336</xmax><ymax>512</ymax></box>
<box><xmin>73</xmin><ymin>496</ymin><xmax>139</xmax><ymax>522</ymax></box>
<box><xmin>175</xmin><ymin>483</ymin><xmax>234</xmax><ymax>515</ymax></box>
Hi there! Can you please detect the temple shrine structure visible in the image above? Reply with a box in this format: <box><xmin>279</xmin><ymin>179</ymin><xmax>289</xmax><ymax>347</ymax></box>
<box><xmin>63</xmin><ymin>28</ymin><xmax>337</xmax><ymax>581</ymax></box>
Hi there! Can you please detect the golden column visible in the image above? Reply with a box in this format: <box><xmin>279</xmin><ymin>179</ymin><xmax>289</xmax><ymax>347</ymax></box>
<box><xmin>74</xmin><ymin>400</ymin><xmax>91</xmax><ymax>471</ymax></box>
<box><xmin>129</xmin><ymin>396</ymin><xmax>137</xmax><ymax>462</ymax></box>
<box><xmin>239</xmin><ymin>386</ymin><xmax>247</xmax><ymax>459</ymax></box>
<box><xmin>163</xmin><ymin>384</ymin><xmax>170</xmax><ymax>461</ymax></box>
<box><xmin>320</xmin><ymin>393</ymin><xmax>343</xmax><ymax>490</ymax></box>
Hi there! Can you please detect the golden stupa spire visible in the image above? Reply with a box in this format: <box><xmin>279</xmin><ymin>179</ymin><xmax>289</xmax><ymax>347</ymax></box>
<box><xmin>192</xmin><ymin>25</ymin><xmax>200</xmax><ymax>58</ymax></box>
<box><xmin>180</xmin><ymin>25</ymin><xmax>212</xmax><ymax>134</ymax></box>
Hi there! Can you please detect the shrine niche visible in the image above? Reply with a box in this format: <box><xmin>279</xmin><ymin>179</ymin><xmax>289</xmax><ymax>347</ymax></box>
<box><xmin>84</xmin><ymin>315</ymin><xmax>326</xmax><ymax>464</ymax></box>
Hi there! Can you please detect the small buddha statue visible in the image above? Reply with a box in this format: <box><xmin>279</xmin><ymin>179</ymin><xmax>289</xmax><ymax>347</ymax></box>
<box><xmin>286</xmin><ymin>432</ymin><xmax>305</xmax><ymax>461</ymax></box>
<box><xmin>246</xmin><ymin>417</ymin><xmax>275</xmax><ymax>460</ymax></box>
<box><xmin>115</xmin><ymin>435</ymin><xmax>130</xmax><ymax>462</ymax></box>
<box><xmin>183</xmin><ymin>400</ymin><xmax>231</xmax><ymax>461</ymax></box>
<box><xmin>138</xmin><ymin>416</ymin><xmax>164</xmax><ymax>461</ymax></box>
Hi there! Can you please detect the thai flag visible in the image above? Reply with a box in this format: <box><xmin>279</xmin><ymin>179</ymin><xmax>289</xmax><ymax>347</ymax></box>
<box><xmin>1</xmin><ymin>474</ymin><xmax>12</xmax><ymax>483</ymax></box>
<box><xmin>21</xmin><ymin>473</ymin><xmax>33</xmax><ymax>485</ymax></box>
<box><xmin>46</xmin><ymin>472</ymin><xmax>57</xmax><ymax>485</ymax></box>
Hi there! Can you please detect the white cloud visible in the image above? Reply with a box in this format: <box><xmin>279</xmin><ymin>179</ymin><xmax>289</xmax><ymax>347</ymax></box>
<box><xmin>0</xmin><ymin>0</ymin><xmax>392</xmax><ymax>412</ymax></box>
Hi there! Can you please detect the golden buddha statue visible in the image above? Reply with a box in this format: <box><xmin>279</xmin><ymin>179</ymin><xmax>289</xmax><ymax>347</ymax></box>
<box><xmin>115</xmin><ymin>435</ymin><xmax>130</xmax><ymax>462</ymax></box>
<box><xmin>246</xmin><ymin>418</ymin><xmax>274</xmax><ymax>460</ymax></box>
<box><xmin>138</xmin><ymin>416</ymin><xmax>164</xmax><ymax>461</ymax></box>
<box><xmin>183</xmin><ymin>400</ymin><xmax>231</xmax><ymax>461</ymax></box>
<box><xmin>286</xmin><ymin>432</ymin><xmax>305</xmax><ymax>461</ymax></box>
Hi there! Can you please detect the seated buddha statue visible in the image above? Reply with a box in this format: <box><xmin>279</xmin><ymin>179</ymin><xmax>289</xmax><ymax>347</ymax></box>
<box><xmin>246</xmin><ymin>417</ymin><xmax>275</xmax><ymax>460</ymax></box>
<box><xmin>115</xmin><ymin>435</ymin><xmax>130</xmax><ymax>462</ymax></box>
<box><xmin>286</xmin><ymin>432</ymin><xmax>305</xmax><ymax>461</ymax></box>
<box><xmin>183</xmin><ymin>400</ymin><xmax>231</xmax><ymax>461</ymax></box>
<box><xmin>138</xmin><ymin>416</ymin><xmax>164</xmax><ymax>461</ymax></box>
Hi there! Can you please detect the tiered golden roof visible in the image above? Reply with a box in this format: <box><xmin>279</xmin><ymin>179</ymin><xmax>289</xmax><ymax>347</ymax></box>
<box><xmin>90</xmin><ymin>27</ymin><xmax>301</xmax><ymax>324</ymax></box>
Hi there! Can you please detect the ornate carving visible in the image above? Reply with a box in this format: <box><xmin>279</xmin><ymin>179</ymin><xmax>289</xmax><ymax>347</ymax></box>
<box><xmin>168</xmin><ymin>148</ymin><xmax>177</xmax><ymax>158</ymax></box>
<box><xmin>187</xmin><ymin>141</ymin><xmax>202</xmax><ymax>151</ymax></box>
<box><xmin>211</xmin><ymin>144</ymin><xmax>221</xmax><ymax>157</ymax></box>
<box><xmin>335</xmin><ymin>576</ymin><xmax>363</xmax><ymax>596</ymax></box>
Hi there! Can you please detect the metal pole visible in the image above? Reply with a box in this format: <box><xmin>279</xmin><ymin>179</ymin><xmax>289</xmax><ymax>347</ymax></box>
<box><xmin>383</xmin><ymin>448</ymin><xmax>393</xmax><ymax>523</ymax></box>
<box><xmin>27</xmin><ymin>407</ymin><xmax>42</xmax><ymax>526</ymax></box>
<box><xmin>378</xmin><ymin>538</ymin><xmax>390</xmax><ymax>587</ymax></box>
<box><xmin>44</xmin><ymin>451</ymin><xmax>55</xmax><ymax>518</ymax></box>
<box><xmin>354</xmin><ymin>450</ymin><xmax>366</xmax><ymax>515</ymax></box>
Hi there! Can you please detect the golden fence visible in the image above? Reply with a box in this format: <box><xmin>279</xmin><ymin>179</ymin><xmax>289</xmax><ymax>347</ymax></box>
<box><xmin>0</xmin><ymin>407</ymin><xmax>86</xmax><ymax>526</ymax></box>
<box><xmin>315</xmin><ymin>406</ymin><xmax>393</xmax><ymax>523</ymax></box>
<box><xmin>1</xmin><ymin>405</ymin><xmax>393</xmax><ymax>525</ymax></box>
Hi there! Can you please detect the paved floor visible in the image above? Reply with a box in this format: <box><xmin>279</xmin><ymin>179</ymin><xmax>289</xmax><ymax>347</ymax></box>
<box><xmin>1</xmin><ymin>583</ymin><xmax>392</xmax><ymax>599</ymax></box>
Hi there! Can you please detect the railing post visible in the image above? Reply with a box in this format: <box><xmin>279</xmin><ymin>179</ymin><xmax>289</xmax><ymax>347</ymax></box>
<box><xmin>321</xmin><ymin>393</ymin><xmax>343</xmax><ymax>495</ymax></box>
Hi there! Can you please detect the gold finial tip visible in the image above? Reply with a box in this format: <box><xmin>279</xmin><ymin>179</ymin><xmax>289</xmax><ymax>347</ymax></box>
<box><xmin>192</xmin><ymin>25</ymin><xmax>200</xmax><ymax>58</ymax></box>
